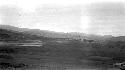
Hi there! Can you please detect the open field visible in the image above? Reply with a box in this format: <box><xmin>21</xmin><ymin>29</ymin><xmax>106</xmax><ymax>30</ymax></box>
<box><xmin>0</xmin><ymin>42</ymin><xmax>119</xmax><ymax>70</ymax></box>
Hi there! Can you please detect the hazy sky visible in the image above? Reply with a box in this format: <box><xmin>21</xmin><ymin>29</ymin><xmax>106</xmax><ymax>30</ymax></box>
<box><xmin>0</xmin><ymin>0</ymin><xmax>125</xmax><ymax>36</ymax></box>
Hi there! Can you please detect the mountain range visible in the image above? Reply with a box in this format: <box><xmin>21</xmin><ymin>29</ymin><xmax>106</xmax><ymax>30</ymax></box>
<box><xmin>0</xmin><ymin>25</ymin><xmax>116</xmax><ymax>41</ymax></box>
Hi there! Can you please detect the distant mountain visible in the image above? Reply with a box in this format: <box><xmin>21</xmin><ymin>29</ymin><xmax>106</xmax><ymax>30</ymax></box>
<box><xmin>108</xmin><ymin>36</ymin><xmax>125</xmax><ymax>41</ymax></box>
<box><xmin>0</xmin><ymin>25</ymin><xmax>114</xmax><ymax>41</ymax></box>
<box><xmin>0</xmin><ymin>26</ymin><xmax>51</xmax><ymax>41</ymax></box>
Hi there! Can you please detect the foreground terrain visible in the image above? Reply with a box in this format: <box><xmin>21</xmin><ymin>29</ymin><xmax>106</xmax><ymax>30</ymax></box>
<box><xmin>0</xmin><ymin>25</ymin><xmax>125</xmax><ymax>70</ymax></box>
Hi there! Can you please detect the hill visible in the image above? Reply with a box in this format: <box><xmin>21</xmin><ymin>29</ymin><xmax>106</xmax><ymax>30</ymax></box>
<box><xmin>0</xmin><ymin>25</ymin><xmax>113</xmax><ymax>41</ymax></box>
<box><xmin>1</xmin><ymin>25</ymin><xmax>125</xmax><ymax>70</ymax></box>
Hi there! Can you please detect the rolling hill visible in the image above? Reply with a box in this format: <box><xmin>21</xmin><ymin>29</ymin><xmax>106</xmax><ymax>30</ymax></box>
<box><xmin>0</xmin><ymin>25</ymin><xmax>125</xmax><ymax>70</ymax></box>
<box><xmin>0</xmin><ymin>25</ymin><xmax>113</xmax><ymax>41</ymax></box>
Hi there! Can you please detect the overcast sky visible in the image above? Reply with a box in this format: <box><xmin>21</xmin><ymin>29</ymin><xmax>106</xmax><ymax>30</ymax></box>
<box><xmin>0</xmin><ymin>0</ymin><xmax>125</xmax><ymax>36</ymax></box>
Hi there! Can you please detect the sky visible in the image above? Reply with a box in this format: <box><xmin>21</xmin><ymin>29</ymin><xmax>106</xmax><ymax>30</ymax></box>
<box><xmin>0</xmin><ymin>0</ymin><xmax>125</xmax><ymax>36</ymax></box>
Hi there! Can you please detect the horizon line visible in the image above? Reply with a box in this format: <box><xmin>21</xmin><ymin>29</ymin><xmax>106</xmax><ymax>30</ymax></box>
<box><xmin>0</xmin><ymin>24</ymin><xmax>120</xmax><ymax>37</ymax></box>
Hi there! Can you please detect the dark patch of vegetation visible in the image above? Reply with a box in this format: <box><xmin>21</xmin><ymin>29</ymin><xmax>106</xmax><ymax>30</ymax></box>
<box><xmin>0</xmin><ymin>62</ymin><xmax>28</xmax><ymax>69</ymax></box>
<box><xmin>12</xmin><ymin>63</ymin><xmax>28</xmax><ymax>68</ymax></box>
<box><xmin>0</xmin><ymin>62</ymin><xmax>12</xmax><ymax>68</ymax></box>
<box><xmin>0</xmin><ymin>55</ymin><xmax>13</xmax><ymax>59</ymax></box>
<box><xmin>0</xmin><ymin>47</ymin><xmax>17</xmax><ymax>54</ymax></box>
<box><xmin>0</xmin><ymin>34</ymin><xmax>10</xmax><ymax>39</ymax></box>
<box><xmin>0</xmin><ymin>45</ymin><xmax>28</xmax><ymax>69</ymax></box>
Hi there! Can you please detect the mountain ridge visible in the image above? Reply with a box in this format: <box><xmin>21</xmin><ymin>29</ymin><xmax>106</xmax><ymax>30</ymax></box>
<box><xmin>0</xmin><ymin>25</ymin><xmax>114</xmax><ymax>41</ymax></box>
